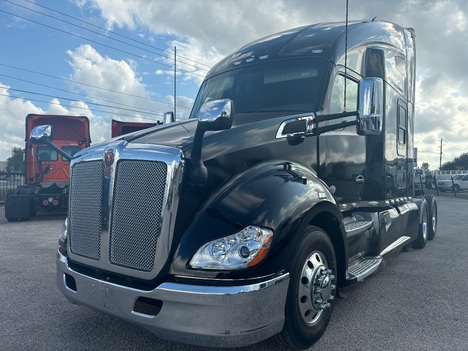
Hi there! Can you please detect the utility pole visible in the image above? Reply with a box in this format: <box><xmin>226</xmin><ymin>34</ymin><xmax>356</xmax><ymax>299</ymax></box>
<box><xmin>174</xmin><ymin>46</ymin><xmax>177</xmax><ymax>120</ymax></box>
<box><xmin>439</xmin><ymin>138</ymin><xmax>443</xmax><ymax>169</ymax></box>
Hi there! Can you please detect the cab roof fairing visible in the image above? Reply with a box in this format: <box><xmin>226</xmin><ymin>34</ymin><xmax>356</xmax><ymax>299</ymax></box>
<box><xmin>205</xmin><ymin>20</ymin><xmax>411</xmax><ymax>79</ymax></box>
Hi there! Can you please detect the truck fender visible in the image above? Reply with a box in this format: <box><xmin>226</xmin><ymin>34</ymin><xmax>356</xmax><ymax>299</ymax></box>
<box><xmin>171</xmin><ymin>161</ymin><xmax>346</xmax><ymax>278</ymax></box>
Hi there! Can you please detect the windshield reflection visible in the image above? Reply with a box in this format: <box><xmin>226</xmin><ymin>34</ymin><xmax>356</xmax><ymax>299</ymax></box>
<box><xmin>190</xmin><ymin>59</ymin><xmax>329</xmax><ymax>123</ymax></box>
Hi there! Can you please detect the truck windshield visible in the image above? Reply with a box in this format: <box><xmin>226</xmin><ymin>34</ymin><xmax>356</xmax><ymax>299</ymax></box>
<box><xmin>190</xmin><ymin>58</ymin><xmax>329</xmax><ymax>123</ymax></box>
<box><xmin>61</xmin><ymin>146</ymin><xmax>82</xmax><ymax>162</ymax></box>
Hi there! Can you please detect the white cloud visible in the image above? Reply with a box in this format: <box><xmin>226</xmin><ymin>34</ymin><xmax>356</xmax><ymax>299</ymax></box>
<box><xmin>0</xmin><ymin>85</ymin><xmax>43</xmax><ymax>160</ymax></box>
<box><xmin>65</xmin><ymin>44</ymin><xmax>191</xmax><ymax>140</ymax></box>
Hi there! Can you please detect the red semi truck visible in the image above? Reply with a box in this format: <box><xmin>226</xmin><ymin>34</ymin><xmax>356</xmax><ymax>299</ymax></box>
<box><xmin>4</xmin><ymin>114</ymin><xmax>91</xmax><ymax>221</ymax></box>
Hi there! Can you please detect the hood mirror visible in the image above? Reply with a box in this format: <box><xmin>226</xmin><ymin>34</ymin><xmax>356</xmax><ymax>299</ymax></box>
<box><xmin>198</xmin><ymin>99</ymin><xmax>233</xmax><ymax>131</ymax></box>
<box><xmin>190</xmin><ymin>99</ymin><xmax>233</xmax><ymax>185</ymax></box>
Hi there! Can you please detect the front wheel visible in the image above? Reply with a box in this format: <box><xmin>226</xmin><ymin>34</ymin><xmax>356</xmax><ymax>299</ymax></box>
<box><xmin>278</xmin><ymin>226</ymin><xmax>337</xmax><ymax>349</ymax></box>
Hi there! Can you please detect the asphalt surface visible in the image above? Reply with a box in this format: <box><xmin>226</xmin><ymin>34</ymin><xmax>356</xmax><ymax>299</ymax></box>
<box><xmin>1</xmin><ymin>196</ymin><xmax>467</xmax><ymax>351</ymax></box>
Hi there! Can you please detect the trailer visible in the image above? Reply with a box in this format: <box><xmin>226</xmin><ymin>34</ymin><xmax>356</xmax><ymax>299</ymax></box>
<box><xmin>4</xmin><ymin>114</ymin><xmax>90</xmax><ymax>221</ymax></box>
<box><xmin>50</xmin><ymin>20</ymin><xmax>437</xmax><ymax>349</ymax></box>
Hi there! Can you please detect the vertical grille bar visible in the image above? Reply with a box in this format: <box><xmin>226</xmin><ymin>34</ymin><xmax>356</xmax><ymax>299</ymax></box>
<box><xmin>109</xmin><ymin>160</ymin><xmax>167</xmax><ymax>271</ymax></box>
<box><xmin>69</xmin><ymin>161</ymin><xmax>104</xmax><ymax>260</ymax></box>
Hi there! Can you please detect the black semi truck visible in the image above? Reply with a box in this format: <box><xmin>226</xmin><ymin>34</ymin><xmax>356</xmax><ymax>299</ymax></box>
<box><xmin>47</xmin><ymin>20</ymin><xmax>436</xmax><ymax>349</ymax></box>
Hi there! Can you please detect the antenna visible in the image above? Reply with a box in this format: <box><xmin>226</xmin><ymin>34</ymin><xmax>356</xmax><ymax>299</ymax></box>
<box><xmin>344</xmin><ymin>0</ymin><xmax>349</xmax><ymax>111</ymax></box>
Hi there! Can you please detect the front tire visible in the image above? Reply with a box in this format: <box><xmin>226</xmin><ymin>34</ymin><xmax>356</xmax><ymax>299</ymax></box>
<box><xmin>278</xmin><ymin>226</ymin><xmax>337</xmax><ymax>349</ymax></box>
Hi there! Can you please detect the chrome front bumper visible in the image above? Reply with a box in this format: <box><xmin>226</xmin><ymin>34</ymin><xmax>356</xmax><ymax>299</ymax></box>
<box><xmin>56</xmin><ymin>252</ymin><xmax>289</xmax><ymax>348</ymax></box>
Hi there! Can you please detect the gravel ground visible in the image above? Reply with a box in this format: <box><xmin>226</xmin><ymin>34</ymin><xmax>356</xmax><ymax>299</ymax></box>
<box><xmin>0</xmin><ymin>196</ymin><xmax>467</xmax><ymax>351</ymax></box>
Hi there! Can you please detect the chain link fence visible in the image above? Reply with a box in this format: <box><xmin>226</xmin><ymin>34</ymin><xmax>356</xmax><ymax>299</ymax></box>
<box><xmin>0</xmin><ymin>171</ymin><xmax>24</xmax><ymax>204</ymax></box>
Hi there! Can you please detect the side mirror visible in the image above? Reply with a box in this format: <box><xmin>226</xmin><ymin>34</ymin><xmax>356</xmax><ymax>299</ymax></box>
<box><xmin>198</xmin><ymin>99</ymin><xmax>233</xmax><ymax>131</ymax></box>
<box><xmin>164</xmin><ymin>112</ymin><xmax>175</xmax><ymax>124</ymax></box>
<box><xmin>29</xmin><ymin>124</ymin><xmax>73</xmax><ymax>161</ymax></box>
<box><xmin>190</xmin><ymin>99</ymin><xmax>233</xmax><ymax>185</ymax></box>
<box><xmin>30</xmin><ymin>125</ymin><xmax>52</xmax><ymax>143</ymax></box>
<box><xmin>357</xmin><ymin>77</ymin><xmax>383</xmax><ymax>135</ymax></box>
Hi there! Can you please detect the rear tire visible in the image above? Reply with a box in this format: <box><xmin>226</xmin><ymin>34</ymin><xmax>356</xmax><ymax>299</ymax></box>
<box><xmin>425</xmin><ymin>195</ymin><xmax>437</xmax><ymax>240</ymax></box>
<box><xmin>413</xmin><ymin>199</ymin><xmax>429</xmax><ymax>249</ymax></box>
<box><xmin>278</xmin><ymin>226</ymin><xmax>337</xmax><ymax>349</ymax></box>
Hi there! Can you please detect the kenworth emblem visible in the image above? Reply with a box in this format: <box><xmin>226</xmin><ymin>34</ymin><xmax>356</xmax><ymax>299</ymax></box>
<box><xmin>104</xmin><ymin>149</ymin><xmax>115</xmax><ymax>179</ymax></box>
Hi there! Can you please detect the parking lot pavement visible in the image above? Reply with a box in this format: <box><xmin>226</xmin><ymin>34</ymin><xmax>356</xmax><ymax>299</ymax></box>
<box><xmin>1</xmin><ymin>196</ymin><xmax>468</xmax><ymax>351</ymax></box>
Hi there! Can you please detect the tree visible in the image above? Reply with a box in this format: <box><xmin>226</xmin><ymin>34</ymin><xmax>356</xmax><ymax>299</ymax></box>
<box><xmin>7</xmin><ymin>147</ymin><xmax>24</xmax><ymax>172</ymax></box>
<box><xmin>441</xmin><ymin>152</ymin><xmax>468</xmax><ymax>170</ymax></box>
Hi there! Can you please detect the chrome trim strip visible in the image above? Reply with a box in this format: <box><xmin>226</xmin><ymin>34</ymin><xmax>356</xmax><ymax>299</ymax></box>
<box><xmin>158</xmin><ymin>274</ymin><xmax>290</xmax><ymax>296</ymax></box>
<box><xmin>380</xmin><ymin>236</ymin><xmax>411</xmax><ymax>256</ymax></box>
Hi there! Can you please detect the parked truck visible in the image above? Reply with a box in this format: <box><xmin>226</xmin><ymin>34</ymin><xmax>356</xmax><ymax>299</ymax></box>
<box><xmin>4</xmin><ymin>114</ymin><xmax>91</xmax><ymax>221</ymax></box>
<box><xmin>48</xmin><ymin>20</ymin><xmax>437</xmax><ymax>349</ymax></box>
<box><xmin>437</xmin><ymin>174</ymin><xmax>468</xmax><ymax>192</ymax></box>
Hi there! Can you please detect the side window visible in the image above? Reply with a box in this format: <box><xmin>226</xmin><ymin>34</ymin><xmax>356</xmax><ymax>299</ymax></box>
<box><xmin>397</xmin><ymin>102</ymin><xmax>407</xmax><ymax>155</ymax></box>
<box><xmin>385</xmin><ymin>50</ymin><xmax>406</xmax><ymax>93</ymax></box>
<box><xmin>330</xmin><ymin>74</ymin><xmax>358</xmax><ymax>114</ymax></box>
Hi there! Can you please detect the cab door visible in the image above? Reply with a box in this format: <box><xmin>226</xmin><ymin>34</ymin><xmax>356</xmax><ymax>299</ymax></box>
<box><xmin>319</xmin><ymin>73</ymin><xmax>366</xmax><ymax>203</ymax></box>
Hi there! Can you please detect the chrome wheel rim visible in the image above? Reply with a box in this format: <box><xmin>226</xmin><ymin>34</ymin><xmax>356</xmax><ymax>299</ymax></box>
<box><xmin>422</xmin><ymin>211</ymin><xmax>428</xmax><ymax>241</ymax></box>
<box><xmin>298</xmin><ymin>250</ymin><xmax>335</xmax><ymax>325</ymax></box>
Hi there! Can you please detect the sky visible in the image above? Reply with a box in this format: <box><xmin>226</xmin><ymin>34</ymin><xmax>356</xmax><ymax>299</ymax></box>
<box><xmin>0</xmin><ymin>0</ymin><xmax>467</xmax><ymax>170</ymax></box>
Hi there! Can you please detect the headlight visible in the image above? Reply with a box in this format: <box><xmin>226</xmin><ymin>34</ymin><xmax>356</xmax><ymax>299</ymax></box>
<box><xmin>60</xmin><ymin>218</ymin><xmax>68</xmax><ymax>241</ymax></box>
<box><xmin>189</xmin><ymin>226</ymin><xmax>273</xmax><ymax>270</ymax></box>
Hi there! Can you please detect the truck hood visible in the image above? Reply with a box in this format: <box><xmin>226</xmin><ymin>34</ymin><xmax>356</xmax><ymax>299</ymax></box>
<box><xmin>78</xmin><ymin>116</ymin><xmax>297</xmax><ymax>164</ymax></box>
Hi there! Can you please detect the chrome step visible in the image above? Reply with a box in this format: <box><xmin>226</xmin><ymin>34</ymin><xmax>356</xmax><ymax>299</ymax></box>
<box><xmin>346</xmin><ymin>257</ymin><xmax>382</xmax><ymax>282</ymax></box>
<box><xmin>344</xmin><ymin>220</ymin><xmax>373</xmax><ymax>237</ymax></box>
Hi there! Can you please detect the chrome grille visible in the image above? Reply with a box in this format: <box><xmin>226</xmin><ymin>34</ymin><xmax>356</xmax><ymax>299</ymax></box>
<box><xmin>109</xmin><ymin>160</ymin><xmax>167</xmax><ymax>271</ymax></box>
<box><xmin>66</xmin><ymin>143</ymin><xmax>184</xmax><ymax>280</ymax></box>
<box><xmin>69</xmin><ymin>161</ymin><xmax>104</xmax><ymax>260</ymax></box>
